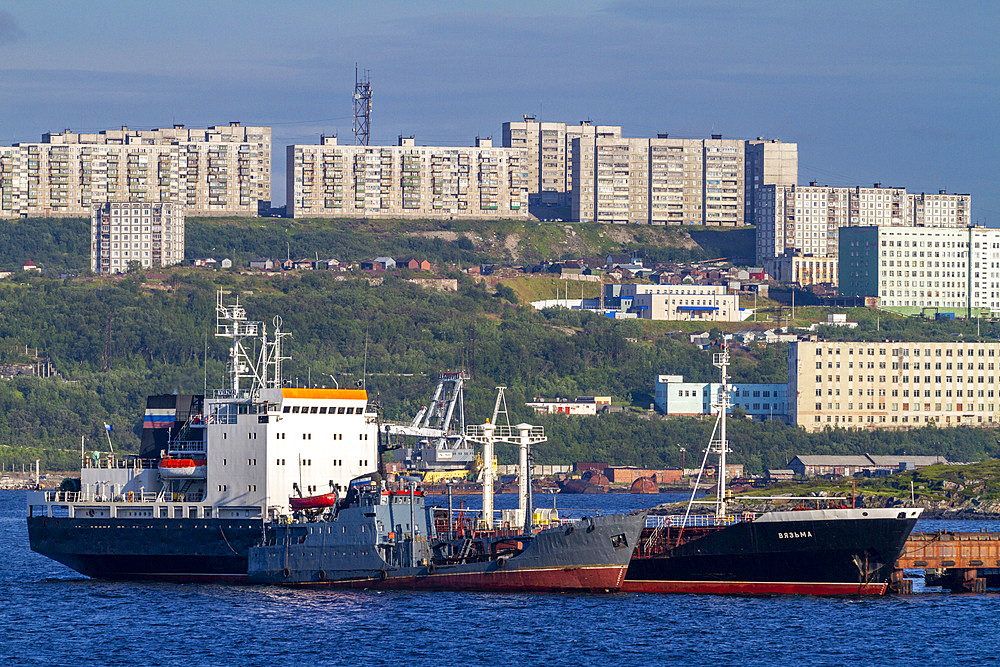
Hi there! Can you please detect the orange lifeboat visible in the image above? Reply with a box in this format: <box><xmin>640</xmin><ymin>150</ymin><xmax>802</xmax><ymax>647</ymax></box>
<box><xmin>289</xmin><ymin>492</ymin><xmax>339</xmax><ymax>512</ymax></box>
<box><xmin>158</xmin><ymin>457</ymin><xmax>207</xmax><ymax>479</ymax></box>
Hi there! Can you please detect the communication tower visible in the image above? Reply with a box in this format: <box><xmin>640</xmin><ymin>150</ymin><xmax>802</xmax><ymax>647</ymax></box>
<box><xmin>353</xmin><ymin>64</ymin><xmax>372</xmax><ymax>146</ymax></box>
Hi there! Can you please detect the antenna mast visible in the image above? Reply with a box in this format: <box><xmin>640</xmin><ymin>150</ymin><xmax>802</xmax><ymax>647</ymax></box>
<box><xmin>353</xmin><ymin>64</ymin><xmax>372</xmax><ymax>146</ymax></box>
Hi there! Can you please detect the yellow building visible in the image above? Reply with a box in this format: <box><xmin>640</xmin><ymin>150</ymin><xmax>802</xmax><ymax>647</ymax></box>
<box><xmin>788</xmin><ymin>340</ymin><xmax>1000</xmax><ymax>431</ymax></box>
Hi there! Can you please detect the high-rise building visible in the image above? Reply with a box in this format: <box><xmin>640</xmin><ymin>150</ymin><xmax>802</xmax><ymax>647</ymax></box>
<box><xmin>91</xmin><ymin>201</ymin><xmax>184</xmax><ymax>274</ymax></box>
<box><xmin>571</xmin><ymin>135</ymin><xmax>781</xmax><ymax>227</ymax></box>
<box><xmin>745</xmin><ymin>138</ymin><xmax>798</xmax><ymax>225</ymax></box>
<box><xmin>755</xmin><ymin>183</ymin><xmax>972</xmax><ymax>269</ymax></box>
<box><xmin>286</xmin><ymin>136</ymin><xmax>528</xmax><ymax>219</ymax></box>
<box><xmin>788</xmin><ymin>340</ymin><xmax>1000</xmax><ymax>431</ymax></box>
<box><xmin>501</xmin><ymin>117</ymin><xmax>621</xmax><ymax>210</ymax></box>
<box><xmin>838</xmin><ymin>225</ymin><xmax>1000</xmax><ymax>316</ymax></box>
<box><xmin>0</xmin><ymin>123</ymin><xmax>271</xmax><ymax>218</ymax></box>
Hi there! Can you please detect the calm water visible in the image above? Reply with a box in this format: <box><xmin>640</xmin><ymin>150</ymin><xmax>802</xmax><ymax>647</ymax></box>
<box><xmin>2</xmin><ymin>490</ymin><xmax>996</xmax><ymax>665</ymax></box>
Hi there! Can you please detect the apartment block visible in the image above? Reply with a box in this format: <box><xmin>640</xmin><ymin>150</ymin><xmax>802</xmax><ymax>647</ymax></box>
<box><xmin>501</xmin><ymin>116</ymin><xmax>621</xmax><ymax>210</ymax></box>
<box><xmin>754</xmin><ymin>183</ymin><xmax>971</xmax><ymax>269</ymax></box>
<box><xmin>0</xmin><ymin>123</ymin><xmax>270</xmax><ymax>217</ymax></box>
<box><xmin>619</xmin><ymin>283</ymin><xmax>750</xmax><ymax>322</ymax></box>
<box><xmin>745</xmin><ymin>138</ymin><xmax>798</xmax><ymax>225</ymax></box>
<box><xmin>572</xmin><ymin>134</ymin><xmax>754</xmax><ymax>226</ymax></box>
<box><xmin>839</xmin><ymin>225</ymin><xmax>1000</xmax><ymax>316</ymax></box>
<box><xmin>788</xmin><ymin>340</ymin><xmax>1000</xmax><ymax>431</ymax></box>
<box><xmin>286</xmin><ymin>136</ymin><xmax>528</xmax><ymax>219</ymax></box>
<box><xmin>91</xmin><ymin>201</ymin><xmax>184</xmax><ymax>274</ymax></box>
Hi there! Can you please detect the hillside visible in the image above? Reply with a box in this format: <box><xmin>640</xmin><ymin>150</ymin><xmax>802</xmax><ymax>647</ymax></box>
<box><xmin>0</xmin><ymin>269</ymin><xmax>998</xmax><ymax>473</ymax></box>
<box><xmin>0</xmin><ymin>216</ymin><xmax>751</xmax><ymax>275</ymax></box>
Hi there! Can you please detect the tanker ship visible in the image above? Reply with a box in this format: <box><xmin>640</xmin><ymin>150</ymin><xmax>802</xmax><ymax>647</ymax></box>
<box><xmin>623</xmin><ymin>347</ymin><xmax>921</xmax><ymax>596</ymax></box>
<box><xmin>27</xmin><ymin>292</ymin><xmax>380</xmax><ymax>581</ymax></box>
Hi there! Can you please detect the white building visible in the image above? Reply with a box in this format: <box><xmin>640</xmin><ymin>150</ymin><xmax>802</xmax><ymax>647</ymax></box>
<box><xmin>621</xmin><ymin>284</ymin><xmax>751</xmax><ymax>322</ymax></box>
<box><xmin>654</xmin><ymin>375</ymin><xmax>787</xmax><ymax>421</ymax></box>
<box><xmin>91</xmin><ymin>201</ymin><xmax>184</xmax><ymax>274</ymax></box>
<box><xmin>839</xmin><ymin>225</ymin><xmax>1000</xmax><ymax>316</ymax></box>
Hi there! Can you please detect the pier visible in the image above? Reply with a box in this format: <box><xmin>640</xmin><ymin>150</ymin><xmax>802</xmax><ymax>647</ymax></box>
<box><xmin>893</xmin><ymin>531</ymin><xmax>1000</xmax><ymax>593</ymax></box>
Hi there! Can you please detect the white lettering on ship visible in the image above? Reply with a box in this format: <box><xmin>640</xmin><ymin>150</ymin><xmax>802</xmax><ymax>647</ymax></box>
<box><xmin>777</xmin><ymin>531</ymin><xmax>814</xmax><ymax>539</ymax></box>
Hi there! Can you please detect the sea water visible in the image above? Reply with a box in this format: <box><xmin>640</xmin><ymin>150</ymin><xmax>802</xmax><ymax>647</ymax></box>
<box><xmin>1</xmin><ymin>490</ymin><xmax>995</xmax><ymax>665</ymax></box>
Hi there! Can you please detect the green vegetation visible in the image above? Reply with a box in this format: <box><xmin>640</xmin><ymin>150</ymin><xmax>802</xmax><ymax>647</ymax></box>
<box><xmin>0</xmin><ymin>269</ymin><xmax>997</xmax><ymax>473</ymax></box>
<box><xmin>745</xmin><ymin>460</ymin><xmax>1000</xmax><ymax>507</ymax></box>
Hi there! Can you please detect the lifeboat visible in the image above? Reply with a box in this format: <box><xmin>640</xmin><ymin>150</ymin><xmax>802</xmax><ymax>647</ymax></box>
<box><xmin>289</xmin><ymin>492</ymin><xmax>338</xmax><ymax>512</ymax></box>
<box><xmin>158</xmin><ymin>456</ymin><xmax>207</xmax><ymax>479</ymax></box>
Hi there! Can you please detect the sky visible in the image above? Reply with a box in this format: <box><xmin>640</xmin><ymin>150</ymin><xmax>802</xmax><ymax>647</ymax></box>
<box><xmin>0</xmin><ymin>0</ymin><xmax>996</xmax><ymax>219</ymax></box>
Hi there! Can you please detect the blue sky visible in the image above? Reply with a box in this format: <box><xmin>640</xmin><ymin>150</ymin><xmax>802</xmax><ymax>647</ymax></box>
<box><xmin>0</xmin><ymin>0</ymin><xmax>996</xmax><ymax>218</ymax></box>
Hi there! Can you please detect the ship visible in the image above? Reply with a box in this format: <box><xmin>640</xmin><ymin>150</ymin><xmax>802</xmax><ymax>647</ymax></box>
<box><xmin>26</xmin><ymin>292</ymin><xmax>381</xmax><ymax>582</ymax></box>
<box><xmin>623</xmin><ymin>347</ymin><xmax>922</xmax><ymax>596</ymax></box>
<box><xmin>248</xmin><ymin>472</ymin><xmax>645</xmax><ymax>592</ymax></box>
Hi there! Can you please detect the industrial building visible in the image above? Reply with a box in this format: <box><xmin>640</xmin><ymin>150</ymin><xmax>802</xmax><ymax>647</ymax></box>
<box><xmin>654</xmin><ymin>374</ymin><xmax>788</xmax><ymax>421</ymax></box>
<box><xmin>787</xmin><ymin>340</ymin><xmax>1000</xmax><ymax>431</ymax></box>
<box><xmin>788</xmin><ymin>454</ymin><xmax>948</xmax><ymax>478</ymax></box>
<box><xmin>90</xmin><ymin>201</ymin><xmax>184</xmax><ymax>274</ymax></box>
<box><xmin>0</xmin><ymin>123</ymin><xmax>271</xmax><ymax>217</ymax></box>
<box><xmin>838</xmin><ymin>225</ymin><xmax>1000</xmax><ymax>317</ymax></box>
<box><xmin>286</xmin><ymin>135</ymin><xmax>529</xmax><ymax>219</ymax></box>
<box><xmin>525</xmin><ymin>396</ymin><xmax>612</xmax><ymax>415</ymax></box>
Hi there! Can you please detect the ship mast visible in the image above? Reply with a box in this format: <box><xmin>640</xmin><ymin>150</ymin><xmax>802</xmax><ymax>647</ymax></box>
<box><xmin>711</xmin><ymin>346</ymin><xmax>731</xmax><ymax>518</ymax></box>
<box><xmin>214</xmin><ymin>291</ymin><xmax>290</xmax><ymax>398</ymax></box>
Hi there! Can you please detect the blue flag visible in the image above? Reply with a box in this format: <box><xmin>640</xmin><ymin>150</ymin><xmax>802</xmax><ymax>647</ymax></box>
<box><xmin>105</xmin><ymin>423</ymin><xmax>113</xmax><ymax>432</ymax></box>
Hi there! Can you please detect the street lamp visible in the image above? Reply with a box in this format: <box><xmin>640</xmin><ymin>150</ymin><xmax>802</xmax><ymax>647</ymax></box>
<box><xmin>677</xmin><ymin>444</ymin><xmax>686</xmax><ymax>469</ymax></box>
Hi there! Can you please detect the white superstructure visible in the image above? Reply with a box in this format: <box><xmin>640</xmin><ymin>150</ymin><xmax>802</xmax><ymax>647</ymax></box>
<box><xmin>30</xmin><ymin>292</ymin><xmax>378</xmax><ymax>521</ymax></box>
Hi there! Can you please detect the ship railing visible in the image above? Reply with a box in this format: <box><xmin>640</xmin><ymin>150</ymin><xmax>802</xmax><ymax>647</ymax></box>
<box><xmin>42</xmin><ymin>490</ymin><xmax>203</xmax><ymax>504</ymax></box>
<box><xmin>645</xmin><ymin>514</ymin><xmax>751</xmax><ymax>529</ymax></box>
<box><xmin>168</xmin><ymin>440</ymin><xmax>206</xmax><ymax>453</ymax></box>
<box><xmin>82</xmin><ymin>457</ymin><xmax>160</xmax><ymax>470</ymax></box>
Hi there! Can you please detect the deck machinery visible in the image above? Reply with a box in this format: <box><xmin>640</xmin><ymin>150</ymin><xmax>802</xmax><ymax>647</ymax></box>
<box><xmin>388</xmin><ymin>371</ymin><xmax>473</xmax><ymax>471</ymax></box>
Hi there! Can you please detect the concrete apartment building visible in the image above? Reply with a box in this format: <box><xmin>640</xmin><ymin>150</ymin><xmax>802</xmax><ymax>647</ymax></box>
<box><xmin>91</xmin><ymin>201</ymin><xmax>184</xmax><ymax>274</ymax></box>
<box><xmin>572</xmin><ymin>135</ymin><xmax>746</xmax><ymax>226</ymax></box>
<box><xmin>286</xmin><ymin>135</ymin><xmax>528</xmax><ymax>219</ymax></box>
<box><xmin>654</xmin><ymin>374</ymin><xmax>787</xmax><ymax>421</ymax></box>
<box><xmin>839</xmin><ymin>225</ymin><xmax>1000</xmax><ymax>317</ymax></box>
<box><xmin>0</xmin><ymin>123</ymin><xmax>270</xmax><ymax>217</ymax></box>
<box><xmin>755</xmin><ymin>183</ymin><xmax>971</xmax><ymax>276</ymax></box>
<box><xmin>501</xmin><ymin>117</ymin><xmax>621</xmax><ymax>211</ymax></box>
<box><xmin>787</xmin><ymin>340</ymin><xmax>1000</xmax><ymax>431</ymax></box>
<box><xmin>620</xmin><ymin>283</ymin><xmax>750</xmax><ymax>322</ymax></box>
<box><xmin>744</xmin><ymin>138</ymin><xmax>798</xmax><ymax>226</ymax></box>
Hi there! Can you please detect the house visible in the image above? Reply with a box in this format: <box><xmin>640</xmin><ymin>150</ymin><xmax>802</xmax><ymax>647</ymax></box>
<box><xmin>249</xmin><ymin>258</ymin><xmax>274</xmax><ymax>271</ymax></box>
<box><xmin>525</xmin><ymin>396</ymin><xmax>611</xmax><ymax>416</ymax></box>
<box><xmin>220</xmin><ymin>258</ymin><xmax>233</xmax><ymax>269</ymax></box>
<box><xmin>0</xmin><ymin>270</ymin><xmax>13</xmax><ymax>279</ymax></box>
<box><xmin>373</xmin><ymin>257</ymin><xmax>396</xmax><ymax>271</ymax></box>
<box><xmin>191</xmin><ymin>258</ymin><xmax>217</xmax><ymax>268</ymax></box>
<box><xmin>767</xmin><ymin>469</ymin><xmax>795</xmax><ymax>481</ymax></box>
<box><xmin>606</xmin><ymin>255</ymin><xmax>642</xmax><ymax>270</ymax></box>
<box><xmin>292</xmin><ymin>258</ymin><xmax>314</xmax><ymax>271</ymax></box>
<box><xmin>22</xmin><ymin>261</ymin><xmax>40</xmax><ymax>272</ymax></box>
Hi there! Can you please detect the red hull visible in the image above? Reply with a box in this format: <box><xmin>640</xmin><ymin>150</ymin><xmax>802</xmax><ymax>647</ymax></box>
<box><xmin>621</xmin><ymin>579</ymin><xmax>889</xmax><ymax>596</ymax></box>
<box><xmin>292</xmin><ymin>565</ymin><xmax>628</xmax><ymax>593</ymax></box>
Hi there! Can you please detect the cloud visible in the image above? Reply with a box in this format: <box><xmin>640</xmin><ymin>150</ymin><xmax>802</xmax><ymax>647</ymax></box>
<box><xmin>0</xmin><ymin>10</ymin><xmax>24</xmax><ymax>45</ymax></box>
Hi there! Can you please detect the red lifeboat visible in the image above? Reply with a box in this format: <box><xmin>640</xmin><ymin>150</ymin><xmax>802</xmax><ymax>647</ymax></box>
<box><xmin>289</xmin><ymin>492</ymin><xmax>339</xmax><ymax>512</ymax></box>
<box><xmin>158</xmin><ymin>456</ymin><xmax>207</xmax><ymax>479</ymax></box>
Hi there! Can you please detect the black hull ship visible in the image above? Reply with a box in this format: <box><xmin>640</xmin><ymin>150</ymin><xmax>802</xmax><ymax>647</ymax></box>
<box><xmin>623</xmin><ymin>347</ymin><xmax>921</xmax><ymax>596</ymax></box>
<box><xmin>624</xmin><ymin>507</ymin><xmax>919</xmax><ymax>595</ymax></box>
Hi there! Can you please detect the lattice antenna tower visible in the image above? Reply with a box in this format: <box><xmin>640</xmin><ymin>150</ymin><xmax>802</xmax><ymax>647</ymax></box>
<box><xmin>353</xmin><ymin>64</ymin><xmax>372</xmax><ymax>146</ymax></box>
